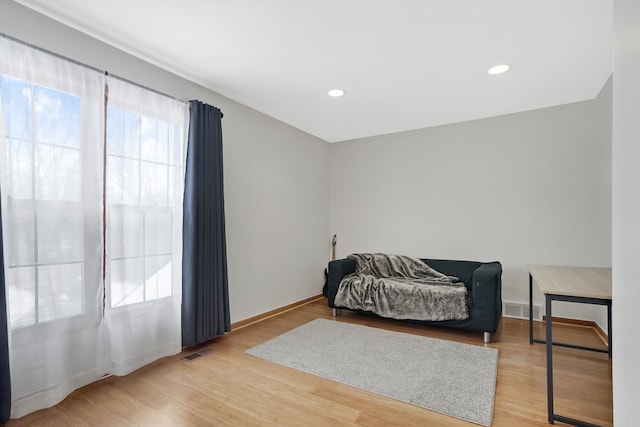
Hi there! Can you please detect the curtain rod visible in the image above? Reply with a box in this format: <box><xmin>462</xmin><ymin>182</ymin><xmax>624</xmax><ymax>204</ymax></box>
<box><xmin>0</xmin><ymin>32</ymin><xmax>189</xmax><ymax>106</ymax></box>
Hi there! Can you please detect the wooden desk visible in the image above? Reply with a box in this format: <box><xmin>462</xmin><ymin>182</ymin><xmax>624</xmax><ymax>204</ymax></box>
<box><xmin>528</xmin><ymin>265</ymin><xmax>612</xmax><ymax>427</ymax></box>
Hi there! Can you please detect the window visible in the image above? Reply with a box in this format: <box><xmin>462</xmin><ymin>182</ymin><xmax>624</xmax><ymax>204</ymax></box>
<box><xmin>0</xmin><ymin>36</ymin><xmax>188</xmax><ymax>417</ymax></box>
<box><xmin>1</xmin><ymin>75</ymin><xmax>85</xmax><ymax>328</ymax></box>
<box><xmin>106</xmin><ymin>106</ymin><xmax>184</xmax><ymax>307</ymax></box>
<box><xmin>1</xmin><ymin>74</ymin><xmax>187</xmax><ymax>321</ymax></box>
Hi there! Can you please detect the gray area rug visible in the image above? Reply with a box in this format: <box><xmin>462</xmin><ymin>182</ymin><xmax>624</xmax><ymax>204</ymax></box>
<box><xmin>246</xmin><ymin>318</ymin><xmax>498</xmax><ymax>426</ymax></box>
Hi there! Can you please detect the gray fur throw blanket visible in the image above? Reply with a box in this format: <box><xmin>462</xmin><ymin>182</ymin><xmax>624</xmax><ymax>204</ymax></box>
<box><xmin>334</xmin><ymin>253</ymin><xmax>469</xmax><ymax>321</ymax></box>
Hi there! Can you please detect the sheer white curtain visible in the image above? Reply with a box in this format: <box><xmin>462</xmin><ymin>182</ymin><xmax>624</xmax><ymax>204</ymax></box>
<box><xmin>0</xmin><ymin>36</ymin><xmax>106</xmax><ymax>417</ymax></box>
<box><xmin>105</xmin><ymin>77</ymin><xmax>187</xmax><ymax>374</ymax></box>
<box><xmin>0</xmin><ymin>37</ymin><xmax>188</xmax><ymax>418</ymax></box>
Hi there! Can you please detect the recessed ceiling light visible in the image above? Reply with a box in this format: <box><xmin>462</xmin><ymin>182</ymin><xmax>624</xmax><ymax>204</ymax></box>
<box><xmin>488</xmin><ymin>64</ymin><xmax>510</xmax><ymax>75</ymax></box>
<box><xmin>328</xmin><ymin>89</ymin><xmax>345</xmax><ymax>97</ymax></box>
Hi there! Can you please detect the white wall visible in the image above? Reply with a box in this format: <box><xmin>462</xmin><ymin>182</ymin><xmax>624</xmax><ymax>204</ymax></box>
<box><xmin>330</xmin><ymin>80</ymin><xmax>612</xmax><ymax>321</ymax></box>
<box><xmin>612</xmin><ymin>0</ymin><xmax>640</xmax><ymax>423</ymax></box>
<box><xmin>0</xmin><ymin>1</ymin><xmax>330</xmax><ymax>323</ymax></box>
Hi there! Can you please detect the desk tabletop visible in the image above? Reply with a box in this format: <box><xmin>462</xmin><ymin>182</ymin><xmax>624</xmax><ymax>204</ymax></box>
<box><xmin>529</xmin><ymin>265</ymin><xmax>612</xmax><ymax>300</ymax></box>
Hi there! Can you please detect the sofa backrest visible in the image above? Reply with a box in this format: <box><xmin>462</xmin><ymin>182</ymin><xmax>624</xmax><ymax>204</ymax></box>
<box><xmin>420</xmin><ymin>258</ymin><xmax>482</xmax><ymax>288</ymax></box>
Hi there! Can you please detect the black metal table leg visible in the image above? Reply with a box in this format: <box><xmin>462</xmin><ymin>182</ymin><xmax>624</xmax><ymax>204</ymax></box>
<box><xmin>546</xmin><ymin>295</ymin><xmax>554</xmax><ymax>424</ymax></box>
<box><xmin>530</xmin><ymin>273</ymin><xmax>534</xmax><ymax>345</ymax></box>
<box><xmin>607</xmin><ymin>301</ymin><xmax>612</xmax><ymax>358</ymax></box>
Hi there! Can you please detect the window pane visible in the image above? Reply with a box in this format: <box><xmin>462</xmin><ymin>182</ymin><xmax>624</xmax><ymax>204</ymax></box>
<box><xmin>7</xmin><ymin>267</ymin><xmax>36</xmax><ymax>328</ymax></box>
<box><xmin>144</xmin><ymin>212</ymin><xmax>172</xmax><ymax>255</ymax></box>
<box><xmin>168</xmin><ymin>124</ymin><xmax>183</xmax><ymax>166</ymax></box>
<box><xmin>140</xmin><ymin>116</ymin><xmax>157</xmax><ymax>162</ymax></box>
<box><xmin>144</xmin><ymin>256</ymin><xmax>158</xmax><ymax>300</ymax></box>
<box><xmin>34</xmin><ymin>86</ymin><xmax>80</xmax><ymax>148</ymax></box>
<box><xmin>0</xmin><ymin>76</ymin><xmax>33</xmax><ymax>140</ymax></box>
<box><xmin>107</xmin><ymin>107</ymin><xmax>141</xmax><ymax>159</ymax></box>
<box><xmin>110</xmin><ymin>210</ymin><xmax>143</xmax><ymax>259</ymax></box>
<box><xmin>140</xmin><ymin>161</ymin><xmax>167</xmax><ymax>206</ymax></box>
<box><xmin>107</xmin><ymin>155</ymin><xmax>140</xmax><ymax>204</ymax></box>
<box><xmin>156</xmin><ymin>120</ymin><xmax>169</xmax><ymax>163</ymax></box>
<box><xmin>37</xmin><ymin>208</ymin><xmax>84</xmax><ymax>264</ymax></box>
<box><xmin>6</xmin><ymin>139</ymin><xmax>33</xmax><ymax>199</ymax></box>
<box><xmin>145</xmin><ymin>255</ymin><xmax>172</xmax><ymax>300</ymax></box>
<box><xmin>140</xmin><ymin>116</ymin><xmax>169</xmax><ymax>163</ymax></box>
<box><xmin>107</xmin><ymin>106</ymin><xmax>125</xmax><ymax>157</ymax></box>
<box><xmin>111</xmin><ymin>259</ymin><xmax>144</xmax><ymax>307</ymax></box>
<box><xmin>156</xmin><ymin>255</ymin><xmax>172</xmax><ymax>298</ymax></box>
<box><xmin>168</xmin><ymin>166</ymin><xmax>182</xmax><ymax>204</ymax></box>
<box><xmin>5</xmin><ymin>206</ymin><xmax>35</xmax><ymax>267</ymax></box>
<box><xmin>37</xmin><ymin>263</ymin><xmax>83</xmax><ymax>322</ymax></box>
<box><xmin>36</xmin><ymin>144</ymin><xmax>81</xmax><ymax>201</ymax></box>
<box><xmin>123</xmin><ymin>110</ymin><xmax>141</xmax><ymax>158</ymax></box>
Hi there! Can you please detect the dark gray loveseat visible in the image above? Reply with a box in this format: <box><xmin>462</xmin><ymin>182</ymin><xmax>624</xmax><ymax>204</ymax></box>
<box><xmin>327</xmin><ymin>257</ymin><xmax>502</xmax><ymax>343</ymax></box>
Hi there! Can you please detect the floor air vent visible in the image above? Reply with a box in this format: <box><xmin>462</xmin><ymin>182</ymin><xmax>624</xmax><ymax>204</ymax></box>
<box><xmin>503</xmin><ymin>301</ymin><xmax>542</xmax><ymax>321</ymax></box>
<box><xmin>182</xmin><ymin>347</ymin><xmax>215</xmax><ymax>361</ymax></box>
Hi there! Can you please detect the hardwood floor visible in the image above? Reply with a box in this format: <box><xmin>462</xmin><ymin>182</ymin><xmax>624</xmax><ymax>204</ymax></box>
<box><xmin>5</xmin><ymin>298</ymin><xmax>613</xmax><ymax>426</ymax></box>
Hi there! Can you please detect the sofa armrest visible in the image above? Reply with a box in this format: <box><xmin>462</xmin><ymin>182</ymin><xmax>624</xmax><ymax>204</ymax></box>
<box><xmin>470</xmin><ymin>262</ymin><xmax>503</xmax><ymax>333</ymax></box>
<box><xmin>327</xmin><ymin>258</ymin><xmax>356</xmax><ymax>308</ymax></box>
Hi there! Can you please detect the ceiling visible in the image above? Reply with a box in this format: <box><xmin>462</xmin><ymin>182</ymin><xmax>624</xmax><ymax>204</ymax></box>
<box><xmin>16</xmin><ymin>0</ymin><xmax>612</xmax><ymax>143</ymax></box>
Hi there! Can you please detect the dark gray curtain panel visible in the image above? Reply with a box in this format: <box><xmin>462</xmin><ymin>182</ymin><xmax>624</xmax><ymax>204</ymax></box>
<box><xmin>0</xmin><ymin>193</ymin><xmax>11</xmax><ymax>423</ymax></box>
<box><xmin>182</xmin><ymin>101</ymin><xmax>230</xmax><ymax>347</ymax></box>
